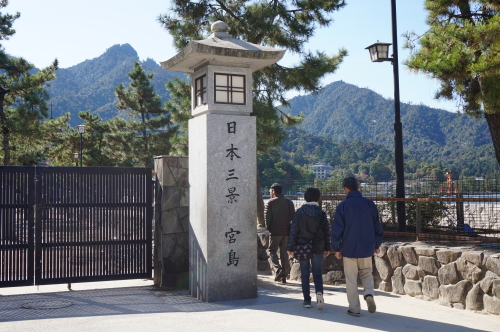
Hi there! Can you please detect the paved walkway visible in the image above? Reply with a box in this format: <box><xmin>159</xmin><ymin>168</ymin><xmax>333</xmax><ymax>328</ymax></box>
<box><xmin>0</xmin><ymin>275</ymin><xmax>497</xmax><ymax>332</ymax></box>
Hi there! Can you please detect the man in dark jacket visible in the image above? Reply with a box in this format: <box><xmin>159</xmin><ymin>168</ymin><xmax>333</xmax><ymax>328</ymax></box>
<box><xmin>265</xmin><ymin>183</ymin><xmax>295</xmax><ymax>283</ymax></box>
<box><xmin>331</xmin><ymin>177</ymin><xmax>383</xmax><ymax>317</ymax></box>
<box><xmin>286</xmin><ymin>187</ymin><xmax>331</xmax><ymax>309</ymax></box>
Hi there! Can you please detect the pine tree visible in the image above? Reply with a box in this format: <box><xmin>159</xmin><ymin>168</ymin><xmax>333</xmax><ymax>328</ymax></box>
<box><xmin>405</xmin><ymin>0</ymin><xmax>500</xmax><ymax>166</ymax></box>
<box><xmin>0</xmin><ymin>1</ymin><xmax>58</xmax><ymax>165</ymax></box>
<box><xmin>115</xmin><ymin>61</ymin><xmax>177</xmax><ymax>168</ymax></box>
<box><xmin>158</xmin><ymin>0</ymin><xmax>347</xmax><ymax>152</ymax></box>
<box><xmin>158</xmin><ymin>0</ymin><xmax>347</xmax><ymax>224</ymax></box>
<box><xmin>164</xmin><ymin>77</ymin><xmax>192</xmax><ymax>156</ymax></box>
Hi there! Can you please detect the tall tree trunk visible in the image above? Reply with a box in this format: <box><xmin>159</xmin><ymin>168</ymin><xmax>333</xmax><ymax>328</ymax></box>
<box><xmin>484</xmin><ymin>113</ymin><xmax>500</xmax><ymax>167</ymax></box>
<box><xmin>0</xmin><ymin>87</ymin><xmax>10</xmax><ymax>165</ymax></box>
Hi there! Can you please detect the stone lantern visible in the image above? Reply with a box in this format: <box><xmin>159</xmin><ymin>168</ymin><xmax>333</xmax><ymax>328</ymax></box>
<box><xmin>161</xmin><ymin>21</ymin><xmax>285</xmax><ymax>302</ymax></box>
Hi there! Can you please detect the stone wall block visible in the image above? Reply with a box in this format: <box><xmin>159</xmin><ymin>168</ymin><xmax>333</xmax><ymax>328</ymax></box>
<box><xmin>419</xmin><ymin>256</ymin><xmax>440</xmax><ymax>275</ymax></box>
<box><xmin>388</xmin><ymin>245</ymin><xmax>405</xmax><ymax>269</ymax></box>
<box><xmin>374</xmin><ymin>256</ymin><xmax>393</xmax><ymax>281</ymax></box>
<box><xmin>456</xmin><ymin>257</ymin><xmax>483</xmax><ymax>284</ymax></box>
<box><xmin>162</xmin><ymin>208</ymin><xmax>183</xmax><ymax>234</ymax></box>
<box><xmin>392</xmin><ymin>267</ymin><xmax>405</xmax><ymax>295</ymax></box>
<box><xmin>379</xmin><ymin>280</ymin><xmax>392</xmax><ymax>292</ymax></box>
<box><xmin>257</xmin><ymin>232</ymin><xmax>269</xmax><ymax>249</ymax></box>
<box><xmin>376</xmin><ymin>244</ymin><xmax>388</xmax><ymax>258</ymax></box>
<box><xmin>258</xmin><ymin>260</ymin><xmax>271</xmax><ymax>271</ymax></box>
<box><xmin>485</xmin><ymin>256</ymin><xmax>500</xmax><ymax>276</ymax></box>
<box><xmin>483</xmin><ymin>294</ymin><xmax>500</xmax><ymax>315</ymax></box>
<box><xmin>178</xmin><ymin>207</ymin><xmax>190</xmax><ymax>233</ymax></box>
<box><xmin>461</xmin><ymin>251</ymin><xmax>484</xmax><ymax>267</ymax></box>
<box><xmin>436</xmin><ymin>250</ymin><xmax>461</xmax><ymax>265</ymax></box>
<box><xmin>289</xmin><ymin>262</ymin><xmax>301</xmax><ymax>280</ymax></box>
<box><xmin>481</xmin><ymin>276</ymin><xmax>499</xmax><ymax>294</ymax></box>
<box><xmin>438</xmin><ymin>262</ymin><xmax>459</xmax><ymax>285</ymax></box>
<box><xmin>404</xmin><ymin>279</ymin><xmax>422</xmax><ymax>297</ymax></box>
<box><xmin>179</xmin><ymin>187</ymin><xmax>189</xmax><ymax>207</ymax></box>
<box><xmin>323</xmin><ymin>254</ymin><xmax>343</xmax><ymax>270</ymax></box>
<box><xmin>161</xmin><ymin>187</ymin><xmax>181</xmax><ymax>211</ymax></box>
<box><xmin>177</xmin><ymin>157</ymin><xmax>189</xmax><ymax>169</ymax></box>
<box><xmin>466</xmin><ymin>283</ymin><xmax>484</xmax><ymax>311</ymax></box>
<box><xmin>492</xmin><ymin>280</ymin><xmax>500</xmax><ymax>298</ymax></box>
<box><xmin>400</xmin><ymin>246</ymin><xmax>418</xmax><ymax>265</ymax></box>
<box><xmin>439</xmin><ymin>280</ymin><xmax>471</xmax><ymax>304</ymax></box>
<box><xmin>415</xmin><ymin>247</ymin><xmax>436</xmax><ymax>257</ymax></box>
<box><xmin>323</xmin><ymin>270</ymin><xmax>345</xmax><ymax>283</ymax></box>
<box><xmin>172</xmin><ymin>167</ymin><xmax>189</xmax><ymax>188</ymax></box>
<box><xmin>402</xmin><ymin>264</ymin><xmax>420</xmax><ymax>280</ymax></box>
<box><xmin>422</xmin><ymin>276</ymin><xmax>440</xmax><ymax>300</ymax></box>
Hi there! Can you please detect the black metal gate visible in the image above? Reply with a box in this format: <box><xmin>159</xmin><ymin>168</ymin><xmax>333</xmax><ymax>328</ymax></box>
<box><xmin>0</xmin><ymin>166</ymin><xmax>152</xmax><ymax>287</ymax></box>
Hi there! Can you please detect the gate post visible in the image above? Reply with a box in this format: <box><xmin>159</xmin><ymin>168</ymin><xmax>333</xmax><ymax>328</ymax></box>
<box><xmin>153</xmin><ymin>156</ymin><xmax>189</xmax><ymax>289</ymax></box>
<box><xmin>160</xmin><ymin>21</ymin><xmax>285</xmax><ymax>302</ymax></box>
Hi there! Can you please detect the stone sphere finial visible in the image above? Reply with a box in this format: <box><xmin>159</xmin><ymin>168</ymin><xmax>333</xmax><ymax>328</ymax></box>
<box><xmin>211</xmin><ymin>21</ymin><xmax>229</xmax><ymax>33</ymax></box>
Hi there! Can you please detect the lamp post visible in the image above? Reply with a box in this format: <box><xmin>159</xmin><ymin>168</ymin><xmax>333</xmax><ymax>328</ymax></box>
<box><xmin>76</xmin><ymin>125</ymin><xmax>86</xmax><ymax>167</ymax></box>
<box><xmin>365</xmin><ymin>0</ymin><xmax>406</xmax><ymax>231</ymax></box>
<box><xmin>73</xmin><ymin>152</ymin><xmax>79</xmax><ymax>167</ymax></box>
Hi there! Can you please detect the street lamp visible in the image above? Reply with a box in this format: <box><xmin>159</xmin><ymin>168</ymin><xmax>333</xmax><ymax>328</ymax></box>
<box><xmin>365</xmin><ymin>0</ymin><xmax>406</xmax><ymax>232</ymax></box>
<box><xmin>73</xmin><ymin>152</ymin><xmax>79</xmax><ymax>167</ymax></box>
<box><xmin>76</xmin><ymin>125</ymin><xmax>86</xmax><ymax>167</ymax></box>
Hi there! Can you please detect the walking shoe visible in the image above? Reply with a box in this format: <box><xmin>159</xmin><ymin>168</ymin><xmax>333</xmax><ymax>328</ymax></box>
<box><xmin>365</xmin><ymin>295</ymin><xmax>376</xmax><ymax>313</ymax></box>
<box><xmin>347</xmin><ymin>310</ymin><xmax>360</xmax><ymax>317</ymax></box>
<box><xmin>302</xmin><ymin>301</ymin><xmax>311</xmax><ymax>308</ymax></box>
<box><xmin>280</xmin><ymin>277</ymin><xmax>287</xmax><ymax>284</ymax></box>
<box><xmin>316</xmin><ymin>293</ymin><xmax>324</xmax><ymax>310</ymax></box>
<box><xmin>274</xmin><ymin>268</ymin><xmax>283</xmax><ymax>281</ymax></box>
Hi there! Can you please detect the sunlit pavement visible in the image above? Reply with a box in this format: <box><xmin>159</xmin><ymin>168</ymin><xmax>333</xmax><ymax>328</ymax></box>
<box><xmin>0</xmin><ymin>275</ymin><xmax>497</xmax><ymax>332</ymax></box>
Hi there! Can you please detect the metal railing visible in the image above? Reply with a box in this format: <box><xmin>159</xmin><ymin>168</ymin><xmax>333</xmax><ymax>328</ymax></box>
<box><xmin>271</xmin><ymin>175</ymin><xmax>500</xmax><ymax>247</ymax></box>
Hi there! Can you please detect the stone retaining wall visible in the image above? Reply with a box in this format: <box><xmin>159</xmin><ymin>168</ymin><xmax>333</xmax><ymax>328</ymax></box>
<box><xmin>257</xmin><ymin>231</ymin><xmax>500</xmax><ymax>315</ymax></box>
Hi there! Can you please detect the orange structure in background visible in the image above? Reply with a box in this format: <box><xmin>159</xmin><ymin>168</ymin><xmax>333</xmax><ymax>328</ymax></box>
<box><xmin>440</xmin><ymin>172</ymin><xmax>460</xmax><ymax>196</ymax></box>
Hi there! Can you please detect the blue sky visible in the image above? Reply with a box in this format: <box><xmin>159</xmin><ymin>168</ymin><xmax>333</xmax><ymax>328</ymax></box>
<box><xmin>3</xmin><ymin>0</ymin><xmax>456</xmax><ymax>112</ymax></box>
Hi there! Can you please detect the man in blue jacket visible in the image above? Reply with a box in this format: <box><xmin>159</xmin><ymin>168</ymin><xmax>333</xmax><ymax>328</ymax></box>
<box><xmin>331</xmin><ymin>177</ymin><xmax>383</xmax><ymax>317</ymax></box>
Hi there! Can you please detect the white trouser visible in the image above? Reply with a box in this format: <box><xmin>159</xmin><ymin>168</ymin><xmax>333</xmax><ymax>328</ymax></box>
<box><xmin>343</xmin><ymin>256</ymin><xmax>375</xmax><ymax>313</ymax></box>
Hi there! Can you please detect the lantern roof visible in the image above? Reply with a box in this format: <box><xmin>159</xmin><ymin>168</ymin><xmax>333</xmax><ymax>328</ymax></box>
<box><xmin>160</xmin><ymin>21</ymin><xmax>285</xmax><ymax>73</ymax></box>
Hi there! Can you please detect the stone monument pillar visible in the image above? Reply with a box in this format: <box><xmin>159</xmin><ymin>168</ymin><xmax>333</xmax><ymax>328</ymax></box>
<box><xmin>161</xmin><ymin>21</ymin><xmax>285</xmax><ymax>302</ymax></box>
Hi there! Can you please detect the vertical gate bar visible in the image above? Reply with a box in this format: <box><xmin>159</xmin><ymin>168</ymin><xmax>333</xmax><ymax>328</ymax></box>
<box><xmin>34</xmin><ymin>168</ymin><xmax>42</xmax><ymax>285</ymax></box>
<box><xmin>13</xmin><ymin>171</ymin><xmax>17</xmax><ymax>281</ymax></box>
<box><xmin>133</xmin><ymin>172</ymin><xmax>138</xmax><ymax>274</ymax></box>
<box><xmin>109</xmin><ymin>172</ymin><xmax>113</xmax><ymax>276</ymax></box>
<box><xmin>90</xmin><ymin>172</ymin><xmax>94</xmax><ymax>278</ymax></box>
<box><xmin>8</xmin><ymin>172</ymin><xmax>13</xmax><ymax>281</ymax></box>
<box><xmin>104</xmin><ymin>172</ymin><xmax>108</xmax><ymax>276</ymax></box>
<box><xmin>146</xmin><ymin>169</ymin><xmax>152</xmax><ymax>276</ymax></box>
<box><xmin>14</xmin><ymin>172</ymin><xmax>18</xmax><ymax>281</ymax></box>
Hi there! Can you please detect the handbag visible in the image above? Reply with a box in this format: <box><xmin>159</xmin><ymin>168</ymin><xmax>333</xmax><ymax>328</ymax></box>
<box><xmin>293</xmin><ymin>240</ymin><xmax>313</xmax><ymax>260</ymax></box>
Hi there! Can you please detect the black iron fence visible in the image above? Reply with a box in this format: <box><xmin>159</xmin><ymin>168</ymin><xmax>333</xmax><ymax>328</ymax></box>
<box><xmin>273</xmin><ymin>175</ymin><xmax>500</xmax><ymax>247</ymax></box>
<box><xmin>0</xmin><ymin>166</ymin><xmax>153</xmax><ymax>288</ymax></box>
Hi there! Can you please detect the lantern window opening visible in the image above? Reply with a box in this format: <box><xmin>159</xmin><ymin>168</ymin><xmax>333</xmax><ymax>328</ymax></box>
<box><xmin>195</xmin><ymin>74</ymin><xmax>207</xmax><ymax>107</ymax></box>
<box><xmin>214</xmin><ymin>73</ymin><xmax>246</xmax><ymax>105</ymax></box>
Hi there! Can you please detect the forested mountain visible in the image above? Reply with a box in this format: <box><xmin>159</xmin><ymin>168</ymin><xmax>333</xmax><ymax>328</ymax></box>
<box><xmin>46</xmin><ymin>44</ymin><xmax>181</xmax><ymax>126</ymax></box>
<box><xmin>41</xmin><ymin>45</ymin><xmax>497</xmax><ymax>176</ymax></box>
<box><xmin>285</xmin><ymin>81</ymin><xmax>496</xmax><ymax>174</ymax></box>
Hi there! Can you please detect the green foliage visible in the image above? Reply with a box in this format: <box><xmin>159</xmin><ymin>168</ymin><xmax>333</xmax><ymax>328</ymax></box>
<box><xmin>286</xmin><ymin>81</ymin><xmax>498</xmax><ymax>176</ymax></box>
<box><xmin>0</xmin><ymin>1</ymin><xmax>58</xmax><ymax>165</ymax></box>
<box><xmin>405</xmin><ymin>195</ymin><xmax>447</xmax><ymax>230</ymax></box>
<box><xmin>158</xmin><ymin>0</ymin><xmax>347</xmax><ymax>153</ymax></box>
<box><xmin>115</xmin><ymin>62</ymin><xmax>177</xmax><ymax>168</ymax></box>
<box><xmin>404</xmin><ymin>0</ymin><xmax>500</xmax><ymax>165</ymax></box>
<box><xmin>164</xmin><ymin>77</ymin><xmax>192</xmax><ymax>156</ymax></box>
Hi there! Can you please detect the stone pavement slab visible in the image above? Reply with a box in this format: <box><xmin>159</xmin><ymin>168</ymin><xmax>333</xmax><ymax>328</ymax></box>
<box><xmin>0</xmin><ymin>275</ymin><xmax>498</xmax><ymax>332</ymax></box>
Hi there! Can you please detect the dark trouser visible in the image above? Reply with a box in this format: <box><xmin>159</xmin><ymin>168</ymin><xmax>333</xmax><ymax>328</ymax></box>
<box><xmin>267</xmin><ymin>235</ymin><xmax>289</xmax><ymax>277</ymax></box>
<box><xmin>299</xmin><ymin>253</ymin><xmax>324</xmax><ymax>301</ymax></box>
